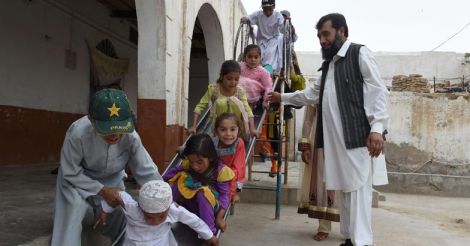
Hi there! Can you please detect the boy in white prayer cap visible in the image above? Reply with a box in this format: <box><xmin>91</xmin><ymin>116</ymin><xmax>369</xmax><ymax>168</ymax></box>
<box><xmin>99</xmin><ymin>180</ymin><xmax>219</xmax><ymax>246</ymax></box>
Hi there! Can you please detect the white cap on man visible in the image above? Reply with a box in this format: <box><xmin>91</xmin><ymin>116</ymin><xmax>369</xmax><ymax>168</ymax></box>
<box><xmin>281</xmin><ymin>10</ymin><xmax>291</xmax><ymax>18</ymax></box>
<box><xmin>138</xmin><ymin>180</ymin><xmax>173</xmax><ymax>213</ymax></box>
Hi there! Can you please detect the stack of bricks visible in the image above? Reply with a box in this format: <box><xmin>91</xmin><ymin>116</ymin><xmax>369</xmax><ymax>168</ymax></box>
<box><xmin>434</xmin><ymin>80</ymin><xmax>450</xmax><ymax>90</ymax></box>
<box><xmin>392</xmin><ymin>74</ymin><xmax>430</xmax><ymax>93</ymax></box>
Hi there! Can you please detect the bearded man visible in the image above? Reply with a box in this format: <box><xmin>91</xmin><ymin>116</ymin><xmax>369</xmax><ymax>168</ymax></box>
<box><xmin>268</xmin><ymin>13</ymin><xmax>389</xmax><ymax>246</ymax></box>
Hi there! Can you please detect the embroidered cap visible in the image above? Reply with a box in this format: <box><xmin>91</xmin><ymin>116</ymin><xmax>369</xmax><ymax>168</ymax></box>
<box><xmin>90</xmin><ymin>89</ymin><xmax>135</xmax><ymax>135</ymax></box>
<box><xmin>139</xmin><ymin>180</ymin><xmax>173</xmax><ymax>213</ymax></box>
<box><xmin>261</xmin><ymin>0</ymin><xmax>275</xmax><ymax>7</ymax></box>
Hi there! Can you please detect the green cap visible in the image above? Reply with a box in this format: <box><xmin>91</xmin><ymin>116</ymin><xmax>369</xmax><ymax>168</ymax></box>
<box><xmin>90</xmin><ymin>89</ymin><xmax>135</xmax><ymax>135</ymax></box>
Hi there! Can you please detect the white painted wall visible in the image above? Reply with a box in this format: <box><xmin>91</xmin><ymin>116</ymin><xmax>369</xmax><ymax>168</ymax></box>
<box><xmin>374</xmin><ymin>51</ymin><xmax>470</xmax><ymax>84</ymax></box>
<box><xmin>296</xmin><ymin>50</ymin><xmax>470</xmax><ymax>86</ymax></box>
<box><xmin>295</xmin><ymin>51</ymin><xmax>323</xmax><ymax>81</ymax></box>
<box><xmin>135</xmin><ymin>0</ymin><xmax>166</xmax><ymax>102</ymax></box>
<box><xmin>0</xmin><ymin>0</ymin><xmax>138</xmax><ymax>114</ymax></box>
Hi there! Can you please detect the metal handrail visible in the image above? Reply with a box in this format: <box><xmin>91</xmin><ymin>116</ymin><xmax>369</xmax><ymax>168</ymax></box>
<box><xmin>244</xmin><ymin>76</ymin><xmax>279</xmax><ymax>164</ymax></box>
<box><xmin>283</xmin><ymin>19</ymin><xmax>293</xmax><ymax>86</ymax></box>
<box><xmin>233</xmin><ymin>23</ymin><xmax>256</xmax><ymax>61</ymax></box>
<box><xmin>164</xmin><ymin>104</ymin><xmax>214</xmax><ymax>173</ymax></box>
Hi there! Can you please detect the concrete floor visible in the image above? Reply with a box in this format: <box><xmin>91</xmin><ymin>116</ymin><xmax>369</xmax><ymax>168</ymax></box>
<box><xmin>1</xmin><ymin>163</ymin><xmax>470</xmax><ymax>246</ymax></box>
<box><xmin>0</xmin><ymin>163</ymin><xmax>55</xmax><ymax>246</ymax></box>
<box><xmin>222</xmin><ymin>193</ymin><xmax>470</xmax><ymax>246</ymax></box>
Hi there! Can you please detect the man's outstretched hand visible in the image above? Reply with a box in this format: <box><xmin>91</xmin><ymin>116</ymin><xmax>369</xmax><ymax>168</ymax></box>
<box><xmin>267</xmin><ymin>92</ymin><xmax>281</xmax><ymax>103</ymax></box>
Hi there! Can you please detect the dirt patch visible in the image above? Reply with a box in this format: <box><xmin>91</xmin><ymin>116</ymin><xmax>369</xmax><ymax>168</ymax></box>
<box><xmin>385</xmin><ymin>143</ymin><xmax>470</xmax><ymax>175</ymax></box>
<box><xmin>381</xmin><ymin>193</ymin><xmax>470</xmax><ymax>236</ymax></box>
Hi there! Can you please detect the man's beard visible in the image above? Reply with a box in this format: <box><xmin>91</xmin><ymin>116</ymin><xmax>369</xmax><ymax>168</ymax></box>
<box><xmin>321</xmin><ymin>34</ymin><xmax>343</xmax><ymax>60</ymax></box>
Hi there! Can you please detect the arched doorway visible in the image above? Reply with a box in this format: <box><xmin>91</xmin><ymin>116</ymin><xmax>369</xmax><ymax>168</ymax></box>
<box><xmin>187</xmin><ymin>18</ymin><xmax>209</xmax><ymax>124</ymax></box>
<box><xmin>187</xmin><ymin>3</ymin><xmax>225</xmax><ymax>126</ymax></box>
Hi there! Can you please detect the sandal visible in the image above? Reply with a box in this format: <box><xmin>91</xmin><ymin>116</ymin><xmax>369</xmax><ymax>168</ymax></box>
<box><xmin>313</xmin><ymin>232</ymin><xmax>329</xmax><ymax>241</ymax></box>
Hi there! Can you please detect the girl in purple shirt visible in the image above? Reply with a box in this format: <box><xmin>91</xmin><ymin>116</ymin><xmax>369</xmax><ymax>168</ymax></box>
<box><xmin>163</xmin><ymin>134</ymin><xmax>234</xmax><ymax>233</ymax></box>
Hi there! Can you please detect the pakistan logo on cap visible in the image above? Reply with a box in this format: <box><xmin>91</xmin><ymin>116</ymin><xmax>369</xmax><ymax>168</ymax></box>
<box><xmin>91</xmin><ymin>89</ymin><xmax>135</xmax><ymax>135</ymax></box>
<box><xmin>108</xmin><ymin>103</ymin><xmax>120</xmax><ymax>117</ymax></box>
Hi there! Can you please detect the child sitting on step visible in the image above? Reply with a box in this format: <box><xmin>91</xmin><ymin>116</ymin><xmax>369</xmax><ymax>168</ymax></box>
<box><xmin>163</xmin><ymin>134</ymin><xmax>234</xmax><ymax>234</ymax></box>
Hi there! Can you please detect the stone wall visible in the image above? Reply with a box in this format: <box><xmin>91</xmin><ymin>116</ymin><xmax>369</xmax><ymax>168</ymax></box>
<box><xmin>388</xmin><ymin>92</ymin><xmax>470</xmax><ymax>165</ymax></box>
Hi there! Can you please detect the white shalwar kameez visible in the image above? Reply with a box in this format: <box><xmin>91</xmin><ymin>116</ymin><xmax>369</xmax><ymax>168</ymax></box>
<box><xmin>247</xmin><ymin>10</ymin><xmax>284</xmax><ymax>71</ymax></box>
<box><xmin>51</xmin><ymin>116</ymin><xmax>162</xmax><ymax>246</ymax></box>
<box><xmin>281</xmin><ymin>40</ymin><xmax>389</xmax><ymax>246</ymax></box>
<box><xmin>101</xmin><ymin>191</ymin><xmax>213</xmax><ymax>246</ymax></box>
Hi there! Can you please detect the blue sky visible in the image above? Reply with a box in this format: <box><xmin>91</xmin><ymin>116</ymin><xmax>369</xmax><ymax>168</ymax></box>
<box><xmin>241</xmin><ymin>0</ymin><xmax>470</xmax><ymax>53</ymax></box>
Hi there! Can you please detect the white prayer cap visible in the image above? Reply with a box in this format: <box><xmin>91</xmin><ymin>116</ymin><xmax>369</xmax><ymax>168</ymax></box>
<box><xmin>280</xmin><ymin>10</ymin><xmax>291</xmax><ymax>18</ymax></box>
<box><xmin>138</xmin><ymin>180</ymin><xmax>173</xmax><ymax>213</ymax></box>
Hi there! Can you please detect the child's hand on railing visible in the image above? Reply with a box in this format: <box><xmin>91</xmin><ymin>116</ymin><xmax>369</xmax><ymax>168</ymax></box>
<box><xmin>205</xmin><ymin>236</ymin><xmax>219</xmax><ymax>246</ymax></box>
<box><xmin>240</xmin><ymin>17</ymin><xmax>249</xmax><ymax>24</ymax></box>
<box><xmin>250</xmin><ymin>128</ymin><xmax>260</xmax><ymax>139</ymax></box>
<box><xmin>262</xmin><ymin>99</ymin><xmax>270</xmax><ymax>110</ymax></box>
<box><xmin>216</xmin><ymin>219</ymin><xmax>227</xmax><ymax>233</ymax></box>
<box><xmin>175</xmin><ymin>145</ymin><xmax>185</xmax><ymax>157</ymax></box>
<box><xmin>187</xmin><ymin>126</ymin><xmax>197</xmax><ymax>135</ymax></box>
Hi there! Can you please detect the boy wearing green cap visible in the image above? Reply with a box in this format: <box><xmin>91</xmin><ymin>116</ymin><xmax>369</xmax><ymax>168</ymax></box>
<box><xmin>51</xmin><ymin>89</ymin><xmax>162</xmax><ymax>246</ymax></box>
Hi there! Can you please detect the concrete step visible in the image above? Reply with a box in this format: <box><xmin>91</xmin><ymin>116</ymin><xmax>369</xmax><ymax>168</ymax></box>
<box><xmin>240</xmin><ymin>181</ymin><xmax>300</xmax><ymax>205</ymax></box>
<box><xmin>240</xmin><ymin>180</ymin><xmax>384</xmax><ymax>209</ymax></box>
